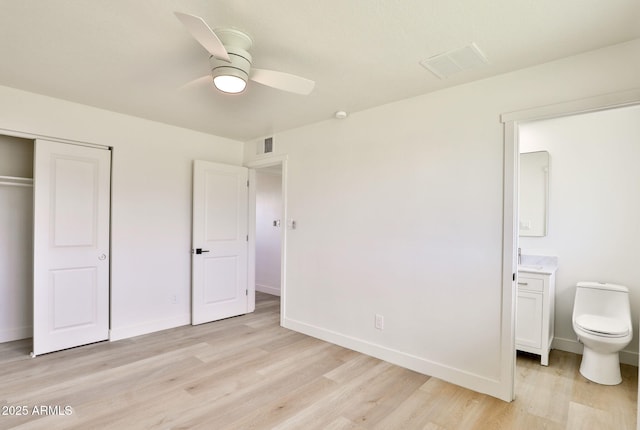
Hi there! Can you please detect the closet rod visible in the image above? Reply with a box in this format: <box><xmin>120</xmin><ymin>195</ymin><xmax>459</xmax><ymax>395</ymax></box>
<box><xmin>0</xmin><ymin>182</ymin><xmax>33</xmax><ymax>187</ymax></box>
<box><xmin>0</xmin><ymin>176</ymin><xmax>33</xmax><ymax>187</ymax></box>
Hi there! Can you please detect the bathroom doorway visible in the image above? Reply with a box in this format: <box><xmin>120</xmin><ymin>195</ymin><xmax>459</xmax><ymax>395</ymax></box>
<box><xmin>503</xmin><ymin>90</ymin><xmax>640</xmax><ymax>403</ymax></box>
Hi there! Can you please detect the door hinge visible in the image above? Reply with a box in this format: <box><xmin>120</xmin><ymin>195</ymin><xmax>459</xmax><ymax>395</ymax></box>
<box><xmin>513</xmin><ymin>273</ymin><xmax>516</xmax><ymax>281</ymax></box>
<box><xmin>246</xmin><ymin>234</ymin><xmax>249</xmax><ymax>241</ymax></box>
<box><xmin>247</xmin><ymin>180</ymin><xmax>249</xmax><ymax>187</ymax></box>
<box><xmin>246</xmin><ymin>289</ymin><xmax>248</xmax><ymax>296</ymax></box>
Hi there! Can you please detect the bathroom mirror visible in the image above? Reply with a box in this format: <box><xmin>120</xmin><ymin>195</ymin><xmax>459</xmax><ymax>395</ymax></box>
<box><xmin>519</xmin><ymin>151</ymin><xmax>549</xmax><ymax>237</ymax></box>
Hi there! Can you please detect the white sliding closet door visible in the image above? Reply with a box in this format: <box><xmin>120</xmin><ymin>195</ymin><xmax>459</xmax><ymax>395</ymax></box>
<box><xmin>32</xmin><ymin>139</ymin><xmax>111</xmax><ymax>356</ymax></box>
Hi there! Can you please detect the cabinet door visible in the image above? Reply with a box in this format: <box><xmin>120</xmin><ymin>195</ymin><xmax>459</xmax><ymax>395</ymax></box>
<box><xmin>516</xmin><ymin>291</ymin><xmax>543</xmax><ymax>349</ymax></box>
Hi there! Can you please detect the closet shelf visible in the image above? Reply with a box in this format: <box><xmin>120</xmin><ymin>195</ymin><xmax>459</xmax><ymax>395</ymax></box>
<box><xmin>0</xmin><ymin>175</ymin><xmax>33</xmax><ymax>187</ymax></box>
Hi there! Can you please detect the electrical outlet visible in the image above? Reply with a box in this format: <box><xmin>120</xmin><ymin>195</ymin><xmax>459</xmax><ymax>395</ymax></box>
<box><xmin>375</xmin><ymin>314</ymin><xmax>384</xmax><ymax>330</ymax></box>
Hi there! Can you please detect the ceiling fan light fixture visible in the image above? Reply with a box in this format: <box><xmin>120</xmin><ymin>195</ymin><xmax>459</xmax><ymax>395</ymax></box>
<box><xmin>213</xmin><ymin>71</ymin><xmax>247</xmax><ymax>94</ymax></box>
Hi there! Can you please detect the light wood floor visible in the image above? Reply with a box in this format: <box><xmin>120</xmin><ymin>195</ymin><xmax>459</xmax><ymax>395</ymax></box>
<box><xmin>0</xmin><ymin>292</ymin><xmax>636</xmax><ymax>429</ymax></box>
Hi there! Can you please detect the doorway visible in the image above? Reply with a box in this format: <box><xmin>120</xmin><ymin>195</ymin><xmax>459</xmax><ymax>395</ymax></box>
<box><xmin>247</xmin><ymin>155</ymin><xmax>288</xmax><ymax>325</ymax></box>
<box><xmin>502</xmin><ymin>89</ymin><xmax>640</xmax><ymax>400</ymax></box>
<box><xmin>254</xmin><ymin>165</ymin><xmax>282</xmax><ymax>297</ymax></box>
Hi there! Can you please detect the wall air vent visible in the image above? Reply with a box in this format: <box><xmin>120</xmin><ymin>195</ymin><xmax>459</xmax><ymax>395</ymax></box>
<box><xmin>420</xmin><ymin>43</ymin><xmax>489</xmax><ymax>79</ymax></box>
<box><xmin>256</xmin><ymin>136</ymin><xmax>274</xmax><ymax>155</ymax></box>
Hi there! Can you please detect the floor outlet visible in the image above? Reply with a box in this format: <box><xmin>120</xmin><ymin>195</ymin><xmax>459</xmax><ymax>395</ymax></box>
<box><xmin>375</xmin><ymin>314</ymin><xmax>384</xmax><ymax>330</ymax></box>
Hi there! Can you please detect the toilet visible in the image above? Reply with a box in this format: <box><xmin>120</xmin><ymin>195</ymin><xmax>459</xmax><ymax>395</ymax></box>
<box><xmin>572</xmin><ymin>281</ymin><xmax>632</xmax><ymax>385</ymax></box>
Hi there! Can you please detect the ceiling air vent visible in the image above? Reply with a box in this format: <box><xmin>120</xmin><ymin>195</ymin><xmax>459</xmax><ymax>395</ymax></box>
<box><xmin>420</xmin><ymin>43</ymin><xmax>488</xmax><ymax>79</ymax></box>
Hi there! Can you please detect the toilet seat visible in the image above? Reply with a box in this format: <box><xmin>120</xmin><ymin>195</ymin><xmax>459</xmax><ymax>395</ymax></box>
<box><xmin>575</xmin><ymin>314</ymin><xmax>629</xmax><ymax>338</ymax></box>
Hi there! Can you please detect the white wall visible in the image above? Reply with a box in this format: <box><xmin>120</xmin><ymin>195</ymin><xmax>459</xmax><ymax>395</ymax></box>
<box><xmin>255</xmin><ymin>170</ymin><xmax>282</xmax><ymax>296</ymax></box>
<box><xmin>0</xmin><ymin>135</ymin><xmax>33</xmax><ymax>177</ymax></box>
<box><xmin>244</xmin><ymin>38</ymin><xmax>640</xmax><ymax>399</ymax></box>
<box><xmin>519</xmin><ymin>105</ymin><xmax>640</xmax><ymax>363</ymax></box>
<box><xmin>0</xmin><ymin>85</ymin><xmax>244</xmax><ymax>340</ymax></box>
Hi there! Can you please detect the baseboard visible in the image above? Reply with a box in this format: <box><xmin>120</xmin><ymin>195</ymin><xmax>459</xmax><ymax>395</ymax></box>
<box><xmin>256</xmin><ymin>283</ymin><xmax>281</xmax><ymax>296</ymax></box>
<box><xmin>0</xmin><ymin>325</ymin><xmax>32</xmax><ymax>343</ymax></box>
<box><xmin>551</xmin><ymin>337</ymin><xmax>584</xmax><ymax>355</ymax></box>
<box><xmin>552</xmin><ymin>336</ymin><xmax>638</xmax><ymax>366</ymax></box>
<box><xmin>283</xmin><ymin>317</ymin><xmax>509</xmax><ymax>401</ymax></box>
<box><xmin>109</xmin><ymin>314</ymin><xmax>190</xmax><ymax>341</ymax></box>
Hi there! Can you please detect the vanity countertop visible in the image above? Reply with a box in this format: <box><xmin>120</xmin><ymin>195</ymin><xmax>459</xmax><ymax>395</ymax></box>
<box><xmin>518</xmin><ymin>255</ymin><xmax>558</xmax><ymax>275</ymax></box>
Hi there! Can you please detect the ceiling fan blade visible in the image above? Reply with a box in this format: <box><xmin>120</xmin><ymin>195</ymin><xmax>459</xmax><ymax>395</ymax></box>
<box><xmin>174</xmin><ymin>12</ymin><xmax>230</xmax><ymax>62</ymax></box>
<box><xmin>179</xmin><ymin>75</ymin><xmax>212</xmax><ymax>91</ymax></box>
<box><xmin>250</xmin><ymin>68</ymin><xmax>315</xmax><ymax>95</ymax></box>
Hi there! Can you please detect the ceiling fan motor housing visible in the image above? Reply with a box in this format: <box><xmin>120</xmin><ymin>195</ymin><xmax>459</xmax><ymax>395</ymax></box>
<box><xmin>209</xmin><ymin>46</ymin><xmax>252</xmax><ymax>89</ymax></box>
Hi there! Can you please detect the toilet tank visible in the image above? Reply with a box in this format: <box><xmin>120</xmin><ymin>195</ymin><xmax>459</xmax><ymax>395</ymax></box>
<box><xmin>573</xmin><ymin>282</ymin><xmax>631</xmax><ymax>320</ymax></box>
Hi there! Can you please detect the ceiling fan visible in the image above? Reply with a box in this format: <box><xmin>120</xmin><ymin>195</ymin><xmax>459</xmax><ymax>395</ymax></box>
<box><xmin>175</xmin><ymin>12</ymin><xmax>315</xmax><ymax>95</ymax></box>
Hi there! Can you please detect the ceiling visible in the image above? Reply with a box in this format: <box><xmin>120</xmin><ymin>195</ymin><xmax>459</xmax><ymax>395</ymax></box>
<box><xmin>1</xmin><ymin>1</ymin><xmax>638</xmax><ymax>141</ymax></box>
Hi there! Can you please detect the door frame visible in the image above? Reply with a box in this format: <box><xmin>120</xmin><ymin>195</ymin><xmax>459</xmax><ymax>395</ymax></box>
<box><xmin>500</xmin><ymin>88</ymin><xmax>640</xmax><ymax>401</ymax></box>
<box><xmin>245</xmin><ymin>155</ymin><xmax>288</xmax><ymax>324</ymax></box>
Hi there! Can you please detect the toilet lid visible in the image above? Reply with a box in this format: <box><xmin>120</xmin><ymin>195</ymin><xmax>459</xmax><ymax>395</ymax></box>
<box><xmin>575</xmin><ymin>314</ymin><xmax>629</xmax><ymax>337</ymax></box>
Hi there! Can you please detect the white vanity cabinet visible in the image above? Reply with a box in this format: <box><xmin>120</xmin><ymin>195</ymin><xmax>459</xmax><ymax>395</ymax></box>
<box><xmin>516</xmin><ymin>270</ymin><xmax>556</xmax><ymax>365</ymax></box>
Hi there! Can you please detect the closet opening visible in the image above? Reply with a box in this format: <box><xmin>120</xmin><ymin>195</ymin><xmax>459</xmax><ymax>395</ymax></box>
<box><xmin>0</xmin><ymin>135</ymin><xmax>34</xmax><ymax>344</ymax></box>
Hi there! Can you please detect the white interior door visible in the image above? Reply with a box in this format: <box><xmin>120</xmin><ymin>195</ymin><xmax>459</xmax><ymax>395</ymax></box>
<box><xmin>32</xmin><ymin>139</ymin><xmax>111</xmax><ymax>356</ymax></box>
<box><xmin>192</xmin><ymin>160</ymin><xmax>249</xmax><ymax>325</ymax></box>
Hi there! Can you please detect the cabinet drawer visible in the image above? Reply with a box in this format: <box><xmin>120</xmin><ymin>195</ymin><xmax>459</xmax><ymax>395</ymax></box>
<box><xmin>517</xmin><ymin>277</ymin><xmax>543</xmax><ymax>292</ymax></box>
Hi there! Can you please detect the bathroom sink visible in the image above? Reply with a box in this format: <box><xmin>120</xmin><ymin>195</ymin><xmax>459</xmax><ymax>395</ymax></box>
<box><xmin>517</xmin><ymin>254</ymin><xmax>558</xmax><ymax>274</ymax></box>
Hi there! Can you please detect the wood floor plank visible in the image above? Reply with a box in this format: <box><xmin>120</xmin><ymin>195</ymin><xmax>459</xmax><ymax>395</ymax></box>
<box><xmin>340</xmin><ymin>365</ymin><xmax>429</xmax><ymax>426</ymax></box>
<box><xmin>0</xmin><ymin>292</ymin><xmax>636</xmax><ymax>429</ymax></box>
<box><xmin>4</xmin><ymin>343</ymin><xmax>214</xmax><ymax>403</ymax></box>
<box><xmin>368</xmin><ymin>381</ymin><xmax>437</xmax><ymax>429</ymax></box>
<box><xmin>176</xmin><ymin>353</ymin><xmax>348</xmax><ymax>429</ymax></box>
<box><xmin>216</xmin><ymin>375</ymin><xmax>338</xmax><ymax>430</ymax></box>
<box><xmin>323</xmin><ymin>416</ymin><xmax>368</xmax><ymax>430</ymax></box>
<box><xmin>270</xmin><ymin>361</ymin><xmax>398</xmax><ymax>430</ymax></box>
<box><xmin>323</xmin><ymin>353</ymin><xmax>382</xmax><ymax>383</ymax></box>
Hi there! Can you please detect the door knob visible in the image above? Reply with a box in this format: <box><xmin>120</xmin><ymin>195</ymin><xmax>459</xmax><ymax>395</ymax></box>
<box><xmin>195</xmin><ymin>248</ymin><xmax>210</xmax><ymax>255</ymax></box>
<box><xmin>98</xmin><ymin>254</ymin><xmax>107</xmax><ymax>260</ymax></box>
